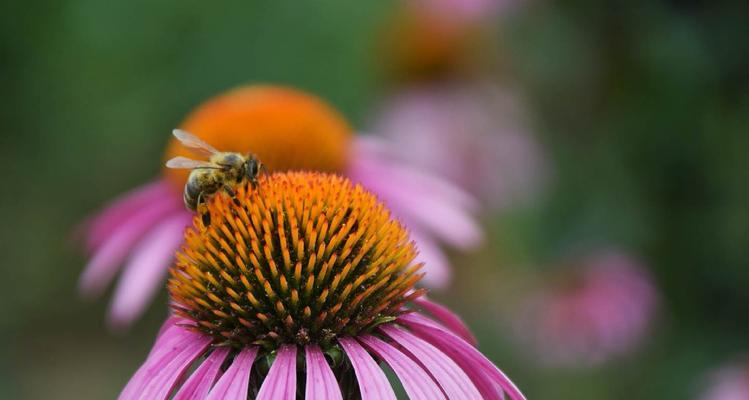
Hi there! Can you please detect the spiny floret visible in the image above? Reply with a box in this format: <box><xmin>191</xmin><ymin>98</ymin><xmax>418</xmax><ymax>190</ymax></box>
<box><xmin>168</xmin><ymin>172</ymin><xmax>425</xmax><ymax>349</ymax></box>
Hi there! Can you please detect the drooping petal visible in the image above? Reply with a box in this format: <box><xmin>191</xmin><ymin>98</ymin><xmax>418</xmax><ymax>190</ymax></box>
<box><xmin>401</xmin><ymin>313</ymin><xmax>526</xmax><ymax>400</ymax></box>
<box><xmin>413</xmin><ymin>296</ymin><xmax>477</xmax><ymax>345</ymax></box>
<box><xmin>305</xmin><ymin>345</ymin><xmax>343</xmax><ymax>400</ymax></box>
<box><xmin>348</xmin><ymin>139</ymin><xmax>483</xmax><ymax>249</ymax></box>
<box><xmin>119</xmin><ymin>327</ymin><xmax>211</xmax><ymax>400</ymax></box>
<box><xmin>85</xmin><ymin>180</ymin><xmax>177</xmax><ymax>251</ymax></box>
<box><xmin>358</xmin><ymin>334</ymin><xmax>446</xmax><ymax>400</ymax></box>
<box><xmin>339</xmin><ymin>337</ymin><xmax>397</xmax><ymax>400</ymax></box>
<box><xmin>78</xmin><ymin>197</ymin><xmax>185</xmax><ymax>297</ymax></box>
<box><xmin>173</xmin><ymin>347</ymin><xmax>230</xmax><ymax>400</ymax></box>
<box><xmin>352</xmin><ymin>136</ymin><xmax>479</xmax><ymax>212</ymax></box>
<box><xmin>381</xmin><ymin>324</ymin><xmax>482</xmax><ymax>399</ymax></box>
<box><xmin>121</xmin><ymin>324</ymin><xmax>196</xmax><ymax>398</ymax></box>
<box><xmin>206</xmin><ymin>347</ymin><xmax>259</xmax><ymax>400</ymax></box>
<box><xmin>107</xmin><ymin>213</ymin><xmax>191</xmax><ymax>329</ymax></box>
<box><xmin>257</xmin><ymin>345</ymin><xmax>297</xmax><ymax>400</ymax></box>
<box><xmin>149</xmin><ymin>316</ymin><xmax>188</xmax><ymax>357</ymax></box>
<box><xmin>409</xmin><ymin>230</ymin><xmax>451</xmax><ymax>289</ymax></box>
<box><xmin>349</xmin><ymin>154</ymin><xmax>482</xmax><ymax>249</ymax></box>
<box><xmin>156</xmin><ymin>316</ymin><xmax>184</xmax><ymax>342</ymax></box>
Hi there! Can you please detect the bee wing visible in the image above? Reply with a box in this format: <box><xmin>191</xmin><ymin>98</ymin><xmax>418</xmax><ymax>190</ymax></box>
<box><xmin>165</xmin><ymin>156</ymin><xmax>217</xmax><ymax>169</ymax></box>
<box><xmin>172</xmin><ymin>129</ymin><xmax>219</xmax><ymax>155</ymax></box>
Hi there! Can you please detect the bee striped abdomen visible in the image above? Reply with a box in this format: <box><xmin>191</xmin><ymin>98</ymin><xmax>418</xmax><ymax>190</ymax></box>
<box><xmin>184</xmin><ymin>170</ymin><xmax>221</xmax><ymax>211</ymax></box>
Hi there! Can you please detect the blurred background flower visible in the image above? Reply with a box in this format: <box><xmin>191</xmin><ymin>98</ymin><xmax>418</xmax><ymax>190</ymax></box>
<box><xmin>700</xmin><ymin>361</ymin><xmax>749</xmax><ymax>400</ymax></box>
<box><xmin>512</xmin><ymin>250</ymin><xmax>658</xmax><ymax>367</ymax></box>
<box><xmin>370</xmin><ymin>81</ymin><xmax>546</xmax><ymax>210</ymax></box>
<box><xmin>2</xmin><ymin>0</ymin><xmax>748</xmax><ymax>398</ymax></box>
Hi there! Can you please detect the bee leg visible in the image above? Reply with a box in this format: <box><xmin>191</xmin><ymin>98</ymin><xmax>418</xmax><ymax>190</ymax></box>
<box><xmin>223</xmin><ymin>184</ymin><xmax>241</xmax><ymax>207</ymax></box>
<box><xmin>196</xmin><ymin>193</ymin><xmax>211</xmax><ymax>227</ymax></box>
<box><xmin>222</xmin><ymin>184</ymin><xmax>236</xmax><ymax>198</ymax></box>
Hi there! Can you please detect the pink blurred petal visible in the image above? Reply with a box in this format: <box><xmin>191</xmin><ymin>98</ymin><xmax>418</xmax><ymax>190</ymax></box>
<box><xmin>257</xmin><ymin>345</ymin><xmax>297</xmax><ymax>400</ymax></box>
<box><xmin>701</xmin><ymin>364</ymin><xmax>749</xmax><ymax>400</ymax></box>
<box><xmin>413</xmin><ymin>296</ymin><xmax>477</xmax><ymax>345</ymax></box>
<box><xmin>339</xmin><ymin>337</ymin><xmax>397</xmax><ymax>400</ymax></box>
<box><xmin>206</xmin><ymin>347</ymin><xmax>259</xmax><ymax>400</ymax></box>
<box><xmin>107</xmin><ymin>213</ymin><xmax>192</xmax><ymax>329</ymax></box>
<box><xmin>78</xmin><ymin>197</ymin><xmax>186</xmax><ymax>298</ymax></box>
<box><xmin>353</xmin><ymin>136</ymin><xmax>479</xmax><ymax>212</ymax></box>
<box><xmin>85</xmin><ymin>180</ymin><xmax>178</xmax><ymax>251</ymax></box>
<box><xmin>381</xmin><ymin>324</ymin><xmax>481</xmax><ymax>399</ymax></box>
<box><xmin>410</xmin><ymin>230</ymin><xmax>451</xmax><ymax>288</ymax></box>
<box><xmin>401</xmin><ymin>313</ymin><xmax>526</xmax><ymax>400</ymax></box>
<box><xmin>305</xmin><ymin>345</ymin><xmax>343</xmax><ymax>400</ymax></box>
<box><xmin>349</xmin><ymin>152</ymin><xmax>483</xmax><ymax>250</ymax></box>
<box><xmin>173</xmin><ymin>347</ymin><xmax>230</xmax><ymax>400</ymax></box>
<box><xmin>372</xmin><ymin>84</ymin><xmax>547</xmax><ymax>210</ymax></box>
<box><xmin>358</xmin><ymin>334</ymin><xmax>446</xmax><ymax>400</ymax></box>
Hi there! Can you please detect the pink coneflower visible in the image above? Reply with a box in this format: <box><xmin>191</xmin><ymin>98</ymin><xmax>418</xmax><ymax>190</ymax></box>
<box><xmin>119</xmin><ymin>172</ymin><xmax>524</xmax><ymax>400</ymax></box>
<box><xmin>372</xmin><ymin>83</ymin><xmax>546</xmax><ymax>210</ymax></box>
<box><xmin>78</xmin><ymin>85</ymin><xmax>481</xmax><ymax>329</ymax></box>
<box><xmin>701</xmin><ymin>361</ymin><xmax>749</xmax><ymax>400</ymax></box>
<box><xmin>514</xmin><ymin>250</ymin><xmax>658</xmax><ymax>367</ymax></box>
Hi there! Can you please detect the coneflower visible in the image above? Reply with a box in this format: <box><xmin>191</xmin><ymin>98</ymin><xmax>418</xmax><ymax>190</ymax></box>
<box><xmin>513</xmin><ymin>251</ymin><xmax>658</xmax><ymax>366</ymax></box>
<box><xmin>119</xmin><ymin>172</ymin><xmax>523</xmax><ymax>400</ymax></box>
<box><xmin>700</xmin><ymin>360</ymin><xmax>749</xmax><ymax>400</ymax></box>
<box><xmin>78</xmin><ymin>85</ymin><xmax>481</xmax><ymax>328</ymax></box>
<box><xmin>372</xmin><ymin>82</ymin><xmax>546</xmax><ymax>210</ymax></box>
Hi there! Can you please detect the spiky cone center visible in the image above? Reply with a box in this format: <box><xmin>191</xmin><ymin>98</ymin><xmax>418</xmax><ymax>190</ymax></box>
<box><xmin>163</xmin><ymin>85</ymin><xmax>353</xmax><ymax>189</ymax></box>
<box><xmin>168</xmin><ymin>172</ymin><xmax>425</xmax><ymax>351</ymax></box>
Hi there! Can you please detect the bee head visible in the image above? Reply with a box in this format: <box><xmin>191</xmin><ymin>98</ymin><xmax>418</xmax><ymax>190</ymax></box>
<box><xmin>244</xmin><ymin>154</ymin><xmax>261</xmax><ymax>181</ymax></box>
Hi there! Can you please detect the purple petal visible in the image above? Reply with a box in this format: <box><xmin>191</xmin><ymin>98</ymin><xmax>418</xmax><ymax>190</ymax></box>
<box><xmin>257</xmin><ymin>345</ymin><xmax>297</xmax><ymax>400</ymax></box>
<box><xmin>305</xmin><ymin>345</ymin><xmax>342</xmax><ymax>400</ymax></box>
<box><xmin>85</xmin><ymin>180</ymin><xmax>177</xmax><ymax>251</ymax></box>
<box><xmin>107</xmin><ymin>213</ymin><xmax>191</xmax><ymax>329</ymax></box>
<box><xmin>119</xmin><ymin>327</ymin><xmax>211</xmax><ymax>400</ymax></box>
<box><xmin>339</xmin><ymin>337</ymin><xmax>396</xmax><ymax>400</ymax></box>
<box><xmin>352</xmin><ymin>136</ymin><xmax>479</xmax><ymax>212</ymax></box>
<box><xmin>358</xmin><ymin>334</ymin><xmax>446</xmax><ymax>400</ymax></box>
<box><xmin>412</xmin><ymin>296</ymin><xmax>477</xmax><ymax>345</ymax></box>
<box><xmin>400</xmin><ymin>313</ymin><xmax>526</xmax><ymax>400</ymax></box>
<box><xmin>206</xmin><ymin>347</ymin><xmax>259</xmax><ymax>400</ymax></box>
<box><xmin>349</xmin><ymin>154</ymin><xmax>483</xmax><ymax>250</ymax></box>
<box><xmin>121</xmin><ymin>324</ymin><xmax>194</xmax><ymax>398</ymax></box>
<box><xmin>409</xmin><ymin>230</ymin><xmax>451</xmax><ymax>288</ymax></box>
<box><xmin>349</xmin><ymin>140</ymin><xmax>483</xmax><ymax>249</ymax></box>
<box><xmin>78</xmin><ymin>196</ymin><xmax>186</xmax><ymax>298</ymax></box>
<box><xmin>380</xmin><ymin>324</ymin><xmax>482</xmax><ymax>399</ymax></box>
<box><xmin>173</xmin><ymin>347</ymin><xmax>230</xmax><ymax>400</ymax></box>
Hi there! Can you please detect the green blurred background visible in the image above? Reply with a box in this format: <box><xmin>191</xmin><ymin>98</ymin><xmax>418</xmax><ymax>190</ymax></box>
<box><xmin>1</xmin><ymin>0</ymin><xmax>748</xmax><ymax>398</ymax></box>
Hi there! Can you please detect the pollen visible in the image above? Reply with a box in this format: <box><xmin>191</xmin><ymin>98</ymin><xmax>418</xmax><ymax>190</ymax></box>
<box><xmin>163</xmin><ymin>86</ymin><xmax>353</xmax><ymax>188</ymax></box>
<box><xmin>168</xmin><ymin>172</ymin><xmax>425</xmax><ymax>349</ymax></box>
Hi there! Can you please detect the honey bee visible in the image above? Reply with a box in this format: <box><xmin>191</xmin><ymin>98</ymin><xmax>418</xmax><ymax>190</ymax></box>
<box><xmin>166</xmin><ymin>129</ymin><xmax>263</xmax><ymax>212</ymax></box>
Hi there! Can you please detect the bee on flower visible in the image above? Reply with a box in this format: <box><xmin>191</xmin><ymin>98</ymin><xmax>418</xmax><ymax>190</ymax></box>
<box><xmin>118</xmin><ymin>172</ymin><xmax>524</xmax><ymax>400</ymax></box>
<box><xmin>78</xmin><ymin>85</ymin><xmax>482</xmax><ymax>329</ymax></box>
